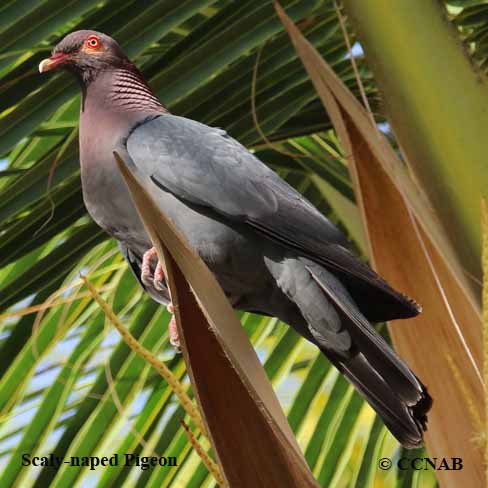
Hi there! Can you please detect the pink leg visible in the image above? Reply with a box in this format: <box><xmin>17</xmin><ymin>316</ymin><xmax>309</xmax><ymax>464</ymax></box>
<box><xmin>154</xmin><ymin>260</ymin><xmax>166</xmax><ymax>291</ymax></box>
<box><xmin>140</xmin><ymin>247</ymin><xmax>179</xmax><ymax>351</ymax></box>
<box><xmin>141</xmin><ymin>247</ymin><xmax>158</xmax><ymax>288</ymax></box>
<box><xmin>168</xmin><ymin>314</ymin><xmax>180</xmax><ymax>351</ymax></box>
<box><xmin>166</xmin><ymin>303</ymin><xmax>180</xmax><ymax>350</ymax></box>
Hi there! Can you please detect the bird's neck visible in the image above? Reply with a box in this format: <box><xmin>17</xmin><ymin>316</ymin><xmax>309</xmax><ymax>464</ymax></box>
<box><xmin>81</xmin><ymin>66</ymin><xmax>167</xmax><ymax>115</ymax></box>
<box><xmin>78</xmin><ymin>66</ymin><xmax>166</xmax><ymax>178</ymax></box>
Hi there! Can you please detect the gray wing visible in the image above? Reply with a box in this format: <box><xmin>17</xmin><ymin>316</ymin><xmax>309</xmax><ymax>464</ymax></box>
<box><xmin>126</xmin><ymin>115</ymin><xmax>419</xmax><ymax>322</ymax></box>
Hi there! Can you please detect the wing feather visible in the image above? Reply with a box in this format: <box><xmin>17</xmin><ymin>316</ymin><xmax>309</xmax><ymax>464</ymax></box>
<box><xmin>126</xmin><ymin>115</ymin><xmax>419</xmax><ymax>321</ymax></box>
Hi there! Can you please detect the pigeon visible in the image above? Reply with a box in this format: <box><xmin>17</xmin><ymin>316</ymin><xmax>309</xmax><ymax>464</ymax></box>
<box><xmin>39</xmin><ymin>30</ymin><xmax>432</xmax><ymax>448</ymax></box>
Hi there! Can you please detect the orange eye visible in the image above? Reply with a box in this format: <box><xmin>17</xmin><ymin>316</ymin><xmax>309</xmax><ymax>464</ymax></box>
<box><xmin>86</xmin><ymin>36</ymin><xmax>100</xmax><ymax>49</ymax></box>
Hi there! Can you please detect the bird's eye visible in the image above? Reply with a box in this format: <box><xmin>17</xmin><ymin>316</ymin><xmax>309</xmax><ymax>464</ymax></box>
<box><xmin>86</xmin><ymin>36</ymin><xmax>100</xmax><ymax>49</ymax></box>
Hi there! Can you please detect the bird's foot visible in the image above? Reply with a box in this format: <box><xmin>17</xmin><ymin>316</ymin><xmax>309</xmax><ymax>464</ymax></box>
<box><xmin>141</xmin><ymin>247</ymin><xmax>166</xmax><ymax>291</ymax></box>
<box><xmin>141</xmin><ymin>247</ymin><xmax>180</xmax><ymax>352</ymax></box>
<box><xmin>141</xmin><ymin>247</ymin><xmax>157</xmax><ymax>288</ymax></box>
<box><xmin>167</xmin><ymin>303</ymin><xmax>181</xmax><ymax>352</ymax></box>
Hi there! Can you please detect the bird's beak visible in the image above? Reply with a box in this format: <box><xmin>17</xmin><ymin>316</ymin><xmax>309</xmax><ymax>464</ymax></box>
<box><xmin>39</xmin><ymin>53</ymin><xmax>70</xmax><ymax>73</ymax></box>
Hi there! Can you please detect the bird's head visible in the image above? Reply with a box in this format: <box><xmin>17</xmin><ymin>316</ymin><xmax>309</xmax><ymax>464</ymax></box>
<box><xmin>39</xmin><ymin>30</ymin><xmax>164</xmax><ymax>113</ymax></box>
<box><xmin>39</xmin><ymin>31</ymin><xmax>129</xmax><ymax>83</ymax></box>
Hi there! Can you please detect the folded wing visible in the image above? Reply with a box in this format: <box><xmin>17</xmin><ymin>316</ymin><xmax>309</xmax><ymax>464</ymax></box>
<box><xmin>126</xmin><ymin>114</ymin><xmax>419</xmax><ymax>322</ymax></box>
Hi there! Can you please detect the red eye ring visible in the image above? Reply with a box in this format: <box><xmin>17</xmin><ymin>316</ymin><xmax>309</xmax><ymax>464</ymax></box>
<box><xmin>86</xmin><ymin>36</ymin><xmax>100</xmax><ymax>49</ymax></box>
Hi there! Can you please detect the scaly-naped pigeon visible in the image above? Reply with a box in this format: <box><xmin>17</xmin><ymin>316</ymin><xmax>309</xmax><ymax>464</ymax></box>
<box><xmin>39</xmin><ymin>31</ymin><xmax>432</xmax><ymax>448</ymax></box>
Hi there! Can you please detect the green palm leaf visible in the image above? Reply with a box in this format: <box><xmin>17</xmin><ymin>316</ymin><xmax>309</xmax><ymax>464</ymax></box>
<box><xmin>2</xmin><ymin>0</ymin><xmax>475</xmax><ymax>486</ymax></box>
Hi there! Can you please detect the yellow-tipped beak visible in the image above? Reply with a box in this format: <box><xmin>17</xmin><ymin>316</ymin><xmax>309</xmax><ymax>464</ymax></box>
<box><xmin>38</xmin><ymin>53</ymin><xmax>69</xmax><ymax>73</ymax></box>
<box><xmin>38</xmin><ymin>58</ymin><xmax>54</xmax><ymax>73</ymax></box>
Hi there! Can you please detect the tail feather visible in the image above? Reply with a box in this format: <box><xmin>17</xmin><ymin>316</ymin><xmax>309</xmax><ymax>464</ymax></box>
<box><xmin>304</xmin><ymin>260</ymin><xmax>432</xmax><ymax>448</ymax></box>
<box><xmin>331</xmin><ymin>352</ymin><xmax>431</xmax><ymax>448</ymax></box>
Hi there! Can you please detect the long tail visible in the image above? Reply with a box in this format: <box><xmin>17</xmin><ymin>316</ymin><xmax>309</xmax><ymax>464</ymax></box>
<box><xmin>304</xmin><ymin>261</ymin><xmax>432</xmax><ymax>448</ymax></box>
<box><xmin>331</xmin><ymin>353</ymin><xmax>431</xmax><ymax>448</ymax></box>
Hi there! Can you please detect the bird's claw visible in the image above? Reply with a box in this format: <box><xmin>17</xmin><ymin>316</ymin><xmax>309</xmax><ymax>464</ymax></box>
<box><xmin>141</xmin><ymin>247</ymin><xmax>167</xmax><ymax>291</ymax></box>
<box><xmin>168</xmin><ymin>312</ymin><xmax>181</xmax><ymax>352</ymax></box>
<box><xmin>141</xmin><ymin>247</ymin><xmax>156</xmax><ymax>287</ymax></box>
<box><xmin>141</xmin><ymin>247</ymin><xmax>158</xmax><ymax>288</ymax></box>
<box><xmin>141</xmin><ymin>247</ymin><xmax>180</xmax><ymax>352</ymax></box>
<box><xmin>154</xmin><ymin>260</ymin><xmax>166</xmax><ymax>291</ymax></box>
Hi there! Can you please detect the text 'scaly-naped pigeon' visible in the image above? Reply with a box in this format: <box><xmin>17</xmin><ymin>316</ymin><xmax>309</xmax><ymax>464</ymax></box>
<box><xmin>39</xmin><ymin>31</ymin><xmax>432</xmax><ymax>448</ymax></box>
